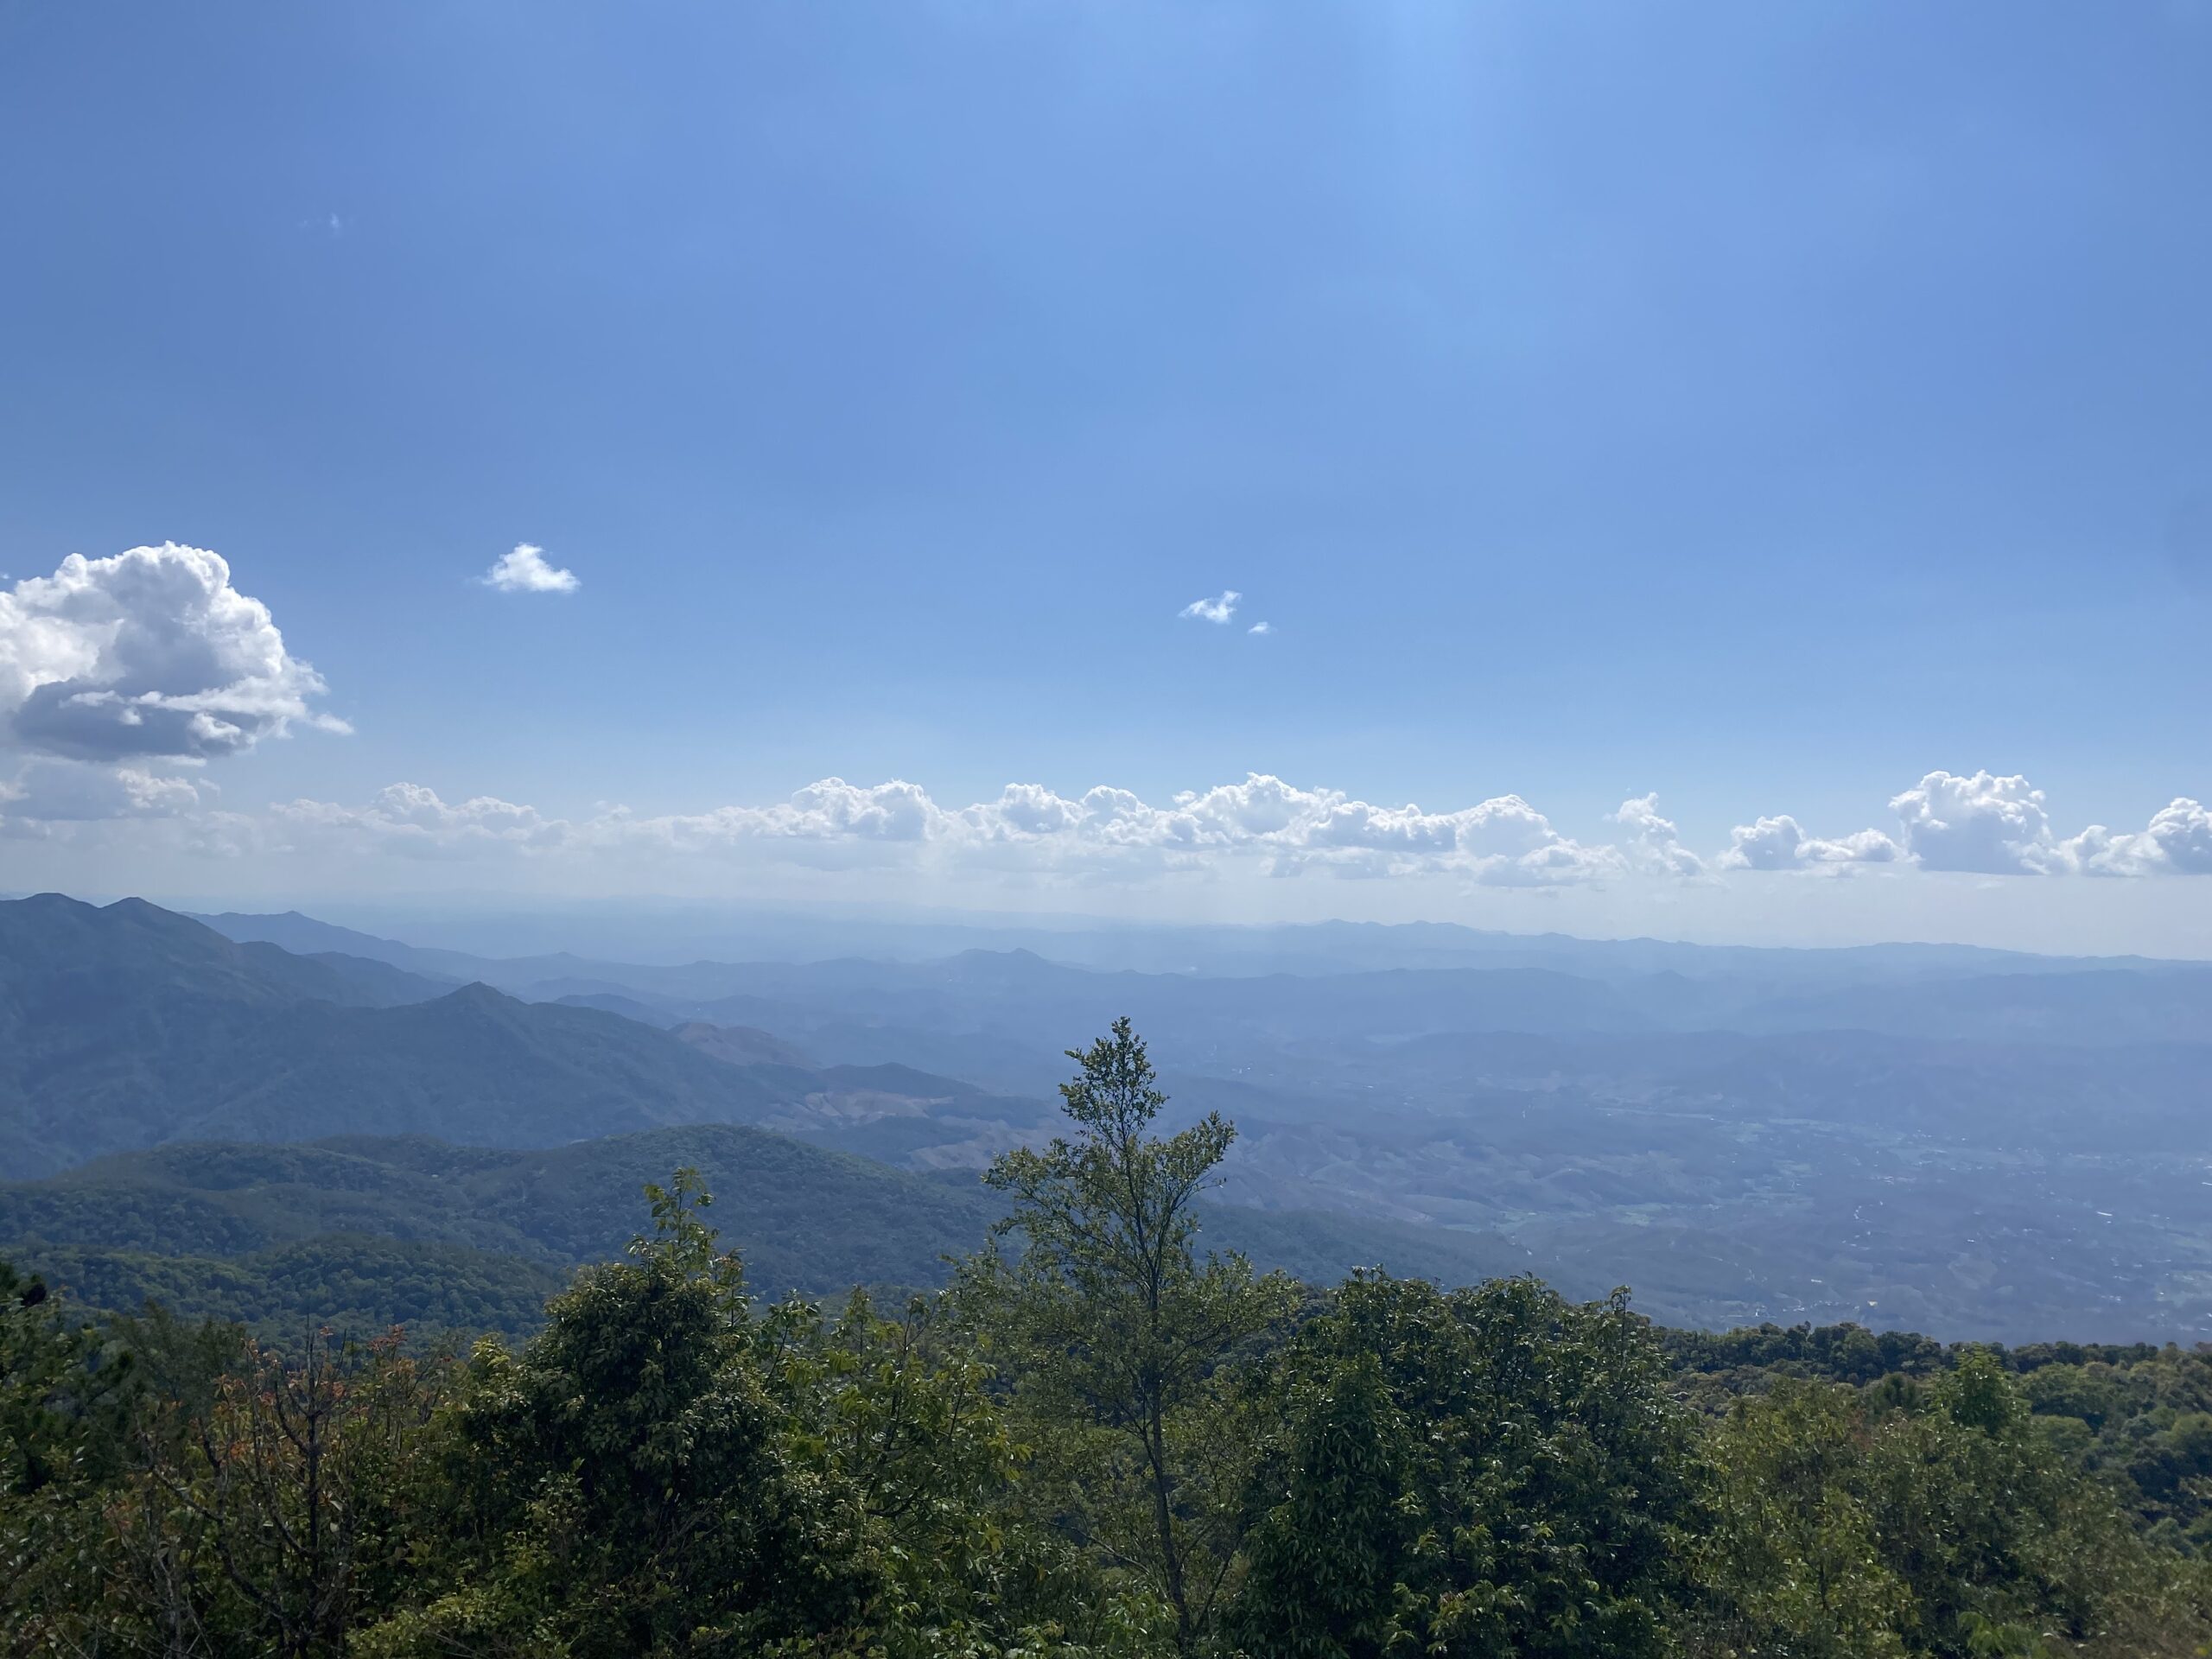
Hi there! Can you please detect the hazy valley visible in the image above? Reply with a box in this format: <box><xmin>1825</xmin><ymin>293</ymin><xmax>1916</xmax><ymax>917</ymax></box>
<box><xmin>4</xmin><ymin>893</ymin><xmax>2205</xmax><ymax>1344</ymax></box>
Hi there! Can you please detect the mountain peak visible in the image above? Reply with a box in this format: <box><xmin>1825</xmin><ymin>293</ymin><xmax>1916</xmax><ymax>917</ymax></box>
<box><xmin>443</xmin><ymin>981</ymin><xmax>519</xmax><ymax>1009</ymax></box>
<box><xmin>103</xmin><ymin>895</ymin><xmax>204</xmax><ymax>931</ymax></box>
<box><xmin>19</xmin><ymin>891</ymin><xmax>94</xmax><ymax>913</ymax></box>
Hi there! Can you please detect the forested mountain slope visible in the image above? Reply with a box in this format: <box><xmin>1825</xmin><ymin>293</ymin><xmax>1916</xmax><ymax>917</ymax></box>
<box><xmin>22</xmin><ymin>895</ymin><xmax>2212</xmax><ymax>1340</ymax></box>
<box><xmin>0</xmin><ymin>1125</ymin><xmax>1542</xmax><ymax>1338</ymax></box>
<box><xmin>0</xmin><ymin>897</ymin><xmax>1040</xmax><ymax>1179</ymax></box>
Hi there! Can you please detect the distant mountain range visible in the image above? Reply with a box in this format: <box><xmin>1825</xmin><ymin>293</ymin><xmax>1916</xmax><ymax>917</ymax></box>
<box><xmin>0</xmin><ymin>894</ymin><xmax>1043</xmax><ymax>1179</ymax></box>
<box><xmin>189</xmin><ymin>903</ymin><xmax>2200</xmax><ymax>982</ymax></box>
<box><xmin>194</xmin><ymin>906</ymin><xmax>2212</xmax><ymax>1089</ymax></box>
<box><xmin>11</xmin><ymin>892</ymin><xmax>2212</xmax><ymax>1341</ymax></box>
<box><xmin>0</xmin><ymin>895</ymin><xmax>1553</xmax><ymax>1334</ymax></box>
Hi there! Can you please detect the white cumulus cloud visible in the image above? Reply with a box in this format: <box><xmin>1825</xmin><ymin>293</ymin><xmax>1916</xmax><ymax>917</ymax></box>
<box><xmin>262</xmin><ymin>772</ymin><xmax>1630</xmax><ymax>886</ymax></box>
<box><xmin>1726</xmin><ymin>771</ymin><xmax>2212</xmax><ymax>877</ymax></box>
<box><xmin>1890</xmin><ymin>771</ymin><xmax>2064</xmax><ymax>874</ymax></box>
<box><xmin>0</xmin><ymin>543</ymin><xmax>342</xmax><ymax>762</ymax></box>
<box><xmin>2058</xmin><ymin>798</ymin><xmax>2212</xmax><ymax>878</ymax></box>
<box><xmin>483</xmin><ymin>543</ymin><xmax>580</xmax><ymax>594</ymax></box>
<box><xmin>2136</xmin><ymin>798</ymin><xmax>2212</xmax><ymax>874</ymax></box>
<box><xmin>1611</xmin><ymin>794</ymin><xmax>1705</xmax><ymax>877</ymax></box>
<box><xmin>1179</xmin><ymin>589</ymin><xmax>1240</xmax><ymax>624</ymax></box>
<box><xmin>29</xmin><ymin>757</ymin><xmax>2212</xmax><ymax>889</ymax></box>
<box><xmin>1718</xmin><ymin>814</ymin><xmax>1905</xmax><ymax>871</ymax></box>
<box><xmin>0</xmin><ymin>759</ymin><xmax>207</xmax><ymax>823</ymax></box>
<box><xmin>274</xmin><ymin>783</ymin><xmax>571</xmax><ymax>858</ymax></box>
<box><xmin>1718</xmin><ymin>814</ymin><xmax>1808</xmax><ymax>872</ymax></box>
<box><xmin>1248</xmin><ymin>621</ymin><xmax>1273</xmax><ymax>636</ymax></box>
<box><xmin>626</xmin><ymin>779</ymin><xmax>942</xmax><ymax>851</ymax></box>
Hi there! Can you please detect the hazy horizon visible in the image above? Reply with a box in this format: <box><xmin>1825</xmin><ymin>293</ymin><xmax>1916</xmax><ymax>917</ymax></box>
<box><xmin>12</xmin><ymin>883</ymin><xmax>2211</xmax><ymax>967</ymax></box>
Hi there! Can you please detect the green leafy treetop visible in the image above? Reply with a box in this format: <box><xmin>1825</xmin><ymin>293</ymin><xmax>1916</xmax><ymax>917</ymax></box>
<box><xmin>969</xmin><ymin>1017</ymin><xmax>1297</xmax><ymax>1653</ymax></box>
<box><xmin>1230</xmin><ymin>1269</ymin><xmax>1700</xmax><ymax>1659</ymax></box>
<box><xmin>354</xmin><ymin>1167</ymin><xmax>1132</xmax><ymax>1659</ymax></box>
<box><xmin>357</xmin><ymin>1165</ymin><xmax>866</xmax><ymax>1656</ymax></box>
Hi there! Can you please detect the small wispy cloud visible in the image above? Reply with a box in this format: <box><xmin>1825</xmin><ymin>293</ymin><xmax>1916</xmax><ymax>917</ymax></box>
<box><xmin>298</xmin><ymin>212</ymin><xmax>345</xmax><ymax>238</ymax></box>
<box><xmin>482</xmin><ymin>543</ymin><xmax>580</xmax><ymax>595</ymax></box>
<box><xmin>1179</xmin><ymin>589</ymin><xmax>1241</xmax><ymax>624</ymax></box>
<box><xmin>1248</xmin><ymin>620</ymin><xmax>1273</xmax><ymax>635</ymax></box>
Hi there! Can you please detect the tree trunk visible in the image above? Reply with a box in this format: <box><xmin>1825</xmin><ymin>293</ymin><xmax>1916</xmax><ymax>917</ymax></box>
<box><xmin>1147</xmin><ymin>1394</ymin><xmax>1192</xmax><ymax>1649</ymax></box>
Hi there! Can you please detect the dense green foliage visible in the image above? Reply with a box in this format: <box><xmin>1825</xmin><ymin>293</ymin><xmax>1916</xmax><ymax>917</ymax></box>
<box><xmin>1230</xmin><ymin>1273</ymin><xmax>1699</xmax><ymax>1657</ymax></box>
<box><xmin>16</xmin><ymin>1236</ymin><xmax>568</xmax><ymax>1345</ymax></box>
<box><xmin>1673</xmin><ymin>1319</ymin><xmax>2212</xmax><ymax>1563</ymax></box>
<box><xmin>4</xmin><ymin>1024</ymin><xmax>2209</xmax><ymax>1656</ymax></box>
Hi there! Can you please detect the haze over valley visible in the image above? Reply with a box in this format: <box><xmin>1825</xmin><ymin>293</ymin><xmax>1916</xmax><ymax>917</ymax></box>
<box><xmin>6</xmin><ymin>891</ymin><xmax>2205</xmax><ymax>1344</ymax></box>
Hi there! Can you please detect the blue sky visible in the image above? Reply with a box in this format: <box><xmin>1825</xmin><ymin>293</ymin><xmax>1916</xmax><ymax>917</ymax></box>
<box><xmin>1</xmin><ymin>3</ymin><xmax>2208</xmax><ymax>950</ymax></box>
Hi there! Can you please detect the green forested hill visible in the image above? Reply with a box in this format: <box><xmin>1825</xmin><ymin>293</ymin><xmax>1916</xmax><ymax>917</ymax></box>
<box><xmin>17</xmin><ymin>1236</ymin><xmax>570</xmax><ymax>1340</ymax></box>
<box><xmin>0</xmin><ymin>895</ymin><xmax>1012</xmax><ymax>1179</ymax></box>
<box><xmin>0</xmin><ymin>1124</ymin><xmax>1545</xmax><ymax>1337</ymax></box>
<box><xmin>0</xmin><ymin>893</ymin><xmax>447</xmax><ymax>1013</ymax></box>
<box><xmin>0</xmin><ymin>971</ymin><xmax>804</xmax><ymax>1178</ymax></box>
<box><xmin>0</xmin><ymin>1127</ymin><xmax>993</xmax><ymax>1315</ymax></box>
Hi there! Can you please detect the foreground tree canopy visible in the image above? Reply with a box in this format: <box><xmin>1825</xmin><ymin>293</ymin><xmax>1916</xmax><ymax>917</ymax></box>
<box><xmin>4</xmin><ymin>1022</ymin><xmax>2209</xmax><ymax>1657</ymax></box>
